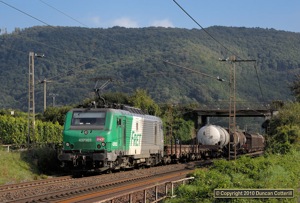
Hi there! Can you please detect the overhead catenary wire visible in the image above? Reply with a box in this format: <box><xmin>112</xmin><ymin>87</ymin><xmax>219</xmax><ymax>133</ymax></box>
<box><xmin>254</xmin><ymin>62</ymin><xmax>265</xmax><ymax>101</ymax></box>
<box><xmin>0</xmin><ymin>42</ymin><xmax>97</xmax><ymax>91</ymax></box>
<box><xmin>0</xmin><ymin>0</ymin><xmax>126</xmax><ymax>60</ymax></box>
<box><xmin>172</xmin><ymin>0</ymin><xmax>240</xmax><ymax>60</ymax></box>
<box><xmin>172</xmin><ymin>0</ymin><xmax>265</xmax><ymax>103</ymax></box>
<box><xmin>0</xmin><ymin>1</ymin><xmax>100</xmax><ymax>111</ymax></box>
<box><xmin>0</xmin><ymin>0</ymin><xmax>133</xmax><ymax>93</ymax></box>
<box><xmin>221</xmin><ymin>58</ymin><xmax>265</xmax><ymax>101</ymax></box>
<box><xmin>163</xmin><ymin>60</ymin><xmax>226</xmax><ymax>83</ymax></box>
<box><xmin>38</xmin><ymin>0</ymin><xmax>88</xmax><ymax>27</ymax></box>
<box><xmin>0</xmin><ymin>0</ymin><xmax>79</xmax><ymax>55</ymax></box>
<box><xmin>0</xmin><ymin>43</ymin><xmax>97</xmax><ymax>90</ymax></box>
<box><xmin>0</xmin><ymin>0</ymin><xmax>51</xmax><ymax>26</ymax></box>
<box><xmin>35</xmin><ymin>58</ymin><xmax>96</xmax><ymax>85</ymax></box>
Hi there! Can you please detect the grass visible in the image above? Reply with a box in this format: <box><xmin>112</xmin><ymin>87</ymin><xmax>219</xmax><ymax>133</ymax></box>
<box><xmin>0</xmin><ymin>150</ymin><xmax>41</xmax><ymax>185</ymax></box>
<box><xmin>0</xmin><ymin>145</ymin><xmax>61</xmax><ymax>185</ymax></box>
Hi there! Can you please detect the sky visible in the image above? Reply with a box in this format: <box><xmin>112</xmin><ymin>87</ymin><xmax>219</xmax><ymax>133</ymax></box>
<box><xmin>0</xmin><ymin>0</ymin><xmax>300</xmax><ymax>34</ymax></box>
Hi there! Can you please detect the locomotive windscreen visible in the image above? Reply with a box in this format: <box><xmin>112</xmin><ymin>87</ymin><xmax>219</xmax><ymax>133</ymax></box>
<box><xmin>71</xmin><ymin>111</ymin><xmax>106</xmax><ymax>127</ymax></box>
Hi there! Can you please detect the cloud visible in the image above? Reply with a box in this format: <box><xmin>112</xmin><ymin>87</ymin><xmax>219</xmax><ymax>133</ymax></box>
<box><xmin>89</xmin><ymin>16</ymin><xmax>101</xmax><ymax>26</ymax></box>
<box><xmin>111</xmin><ymin>17</ymin><xmax>138</xmax><ymax>28</ymax></box>
<box><xmin>86</xmin><ymin>16</ymin><xmax>174</xmax><ymax>29</ymax></box>
<box><xmin>150</xmin><ymin>19</ymin><xmax>174</xmax><ymax>28</ymax></box>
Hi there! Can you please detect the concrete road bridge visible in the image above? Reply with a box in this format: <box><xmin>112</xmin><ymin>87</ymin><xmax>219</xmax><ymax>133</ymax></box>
<box><xmin>193</xmin><ymin>108</ymin><xmax>277</xmax><ymax>128</ymax></box>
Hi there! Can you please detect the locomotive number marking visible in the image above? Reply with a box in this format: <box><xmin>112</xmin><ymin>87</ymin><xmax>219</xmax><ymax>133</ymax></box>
<box><xmin>78</xmin><ymin>138</ymin><xmax>92</xmax><ymax>142</ymax></box>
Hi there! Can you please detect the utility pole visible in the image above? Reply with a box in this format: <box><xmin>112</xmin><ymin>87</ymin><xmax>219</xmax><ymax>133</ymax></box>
<box><xmin>40</xmin><ymin>79</ymin><xmax>52</xmax><ymax>111</ymax></box>
<box><xmin>49</xmin><ymin>93</ymin><xmax>58</xmax><ymax>107</ymax></box>
<box><xmin>28</xmin><ymin>52</ymin><xmax>44</xmax><ymax>147</ymax></box>
<box><xmin>228</xmin><ymin>55</ymin><xmax>237</xmax><ymax>161</ymax></box>
<box><xmin>219</xmin><ymin>56</ymin><xmax>256</xmax><ymax>160</ymax></box>
<box><xmin>28</xmin><ymin>52</ymin><xmax>35</xmax><ymax>147</ymax></box>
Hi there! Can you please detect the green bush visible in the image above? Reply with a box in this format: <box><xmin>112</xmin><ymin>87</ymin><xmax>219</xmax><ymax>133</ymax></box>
<box><xmin>0</xmin><ymin>115</ymin><xmax>28</xmax><ymax>145</ymax></box>
<box><xmin>267</xmin><ymin>102</ymin><xmax>300</xmax><ymax>154</ymax></box>
<box><xmin>21</xmin><ymin>145</ymin><xmax>61</xmax><ymax>174</ymax></box>
<box><xmin>167</xmin><ymin>151</ymin><xmax>300</xmax><ymax>203</ymax></box>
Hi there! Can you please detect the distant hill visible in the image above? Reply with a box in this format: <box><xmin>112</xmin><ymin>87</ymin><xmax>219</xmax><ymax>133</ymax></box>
<box><xmin>1</xmin><ymin>26</ymin><xmax>300</xmax><ymax>112</ymax></box>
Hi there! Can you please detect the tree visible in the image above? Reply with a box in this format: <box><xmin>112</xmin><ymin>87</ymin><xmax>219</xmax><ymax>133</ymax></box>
<box><xmin>160</xmin><ymin>104</ymin><xmax>195</xmax><ymax>144</ymax></box>
<box><xmin>267</xmin><ymin>102</ymin><xmax>300</xmax><ymax>153</ymax></box>
<box><xmin>289</xmin><ymin>74</ymin><xmax>300</xmax><ymax>101</ymax></box>
<box><xmin>102</xmin><ymin>92</ymin><xmax>130</xmax><ymax>105</ymax></box>
<box><xmin>40</xmin><ymin>106</ymin><xmax>72</xmax><ymax>125</ymax></box>
<box><xmin>129</xmin><ymin>89</ymin><xmax>160</xmax><ymax>116</ymax></box>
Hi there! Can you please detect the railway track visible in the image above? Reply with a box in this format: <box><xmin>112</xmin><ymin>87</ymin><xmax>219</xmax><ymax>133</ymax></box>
<box><xmin>0</xmin><ymin>163</ymin><xmax>198</xmax><ymax>203</ymax></box>
<box><xmin>0</xmin><ymin>176</ymin><xmax>73</xmax><ymax>192</ymax></box>
<box><xmin>57</xmin><ymin>169</ymin><xmax>192</xmax><ymax>203</ymax></box>
<box><xmin>0</xmin><ymin>154</ymin><xmax>262</xmax><ymax>203</ymax></box>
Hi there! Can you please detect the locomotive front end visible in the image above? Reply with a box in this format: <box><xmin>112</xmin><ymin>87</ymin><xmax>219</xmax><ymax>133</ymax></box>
<box><xmin>58</xmin><ymin>109</ymin><xmax>110</xmax><ymax>171</ymax></box>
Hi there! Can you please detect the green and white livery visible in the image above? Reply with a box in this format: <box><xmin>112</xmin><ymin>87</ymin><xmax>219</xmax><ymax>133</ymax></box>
<box><xmin>58</xmin><ymin>107</ymin><xmax>164</xmax><ymax>172</ymax></box>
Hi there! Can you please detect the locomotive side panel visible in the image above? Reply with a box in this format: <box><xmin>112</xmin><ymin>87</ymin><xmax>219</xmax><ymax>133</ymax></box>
<box><xmin>140</xmin><ymin>119</ymin><xmax>163</xmax><ymax>155</ymax></box>
<box><xmin>126</xmin><ymin>115</ymin><xmax>144</xmax><ymax>156</ymax></box>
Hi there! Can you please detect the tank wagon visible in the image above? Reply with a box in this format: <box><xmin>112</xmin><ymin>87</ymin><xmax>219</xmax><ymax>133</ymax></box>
<box><xmin>197</xmin><ymin>124</ymin><xmax>230</xmax><ymax>148</ymax></box>
<box><xmin>196</xmin><ymin>124</ymin><xmax>264</xmax><ymax>156</ymax></box>
<box><xmin>58</xmin><ymin>106</ymin><xmax>164</xmax><ymax>172</ymax></box>
<box><xmin>166</xmin><ymin>124</ymin><xmax>265</xmax><ymax>162</ymax></box>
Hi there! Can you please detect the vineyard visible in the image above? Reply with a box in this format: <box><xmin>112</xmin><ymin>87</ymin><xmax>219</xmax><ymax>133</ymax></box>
<box><xmin>0</xmin><ymin>114</ymin><xmax>63</xmax><ymax>147</ymax></box>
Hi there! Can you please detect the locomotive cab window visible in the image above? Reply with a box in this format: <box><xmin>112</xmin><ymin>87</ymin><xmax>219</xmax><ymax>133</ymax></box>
<box><xmin>71</xmin><ymin>111</ymin><xmax>106</xmax><ymax>129</ymax></box>
<box><xmin>117</xmin><ymin>118</ymin><xmax>122</xmax><ymax>126</ymax></box>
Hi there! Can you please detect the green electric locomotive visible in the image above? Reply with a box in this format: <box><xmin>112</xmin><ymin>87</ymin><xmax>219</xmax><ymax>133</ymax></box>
<box><xmin>58</xmin><ymin>106</ymin><xmax>164</xmax><ymax>172</ymax></box>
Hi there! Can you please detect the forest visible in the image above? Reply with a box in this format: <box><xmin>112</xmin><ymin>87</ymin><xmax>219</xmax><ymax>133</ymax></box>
<box><xmin>1</xmin><ymin>26</ymin><xmax>300</xmax><ymax>112</ymax></box>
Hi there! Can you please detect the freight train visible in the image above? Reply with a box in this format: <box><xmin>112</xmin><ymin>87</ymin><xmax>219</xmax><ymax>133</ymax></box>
<box><xmin>58</xmin><ymin>106</ymin><xmax>265</xmax><ymax>173</ymax></box>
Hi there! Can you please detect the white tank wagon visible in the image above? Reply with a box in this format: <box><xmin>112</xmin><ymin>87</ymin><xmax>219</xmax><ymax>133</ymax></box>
<box><xmin>197</xmin><ymin>125</ymin><xmax>230</xmax><ymax>148</ymax></box>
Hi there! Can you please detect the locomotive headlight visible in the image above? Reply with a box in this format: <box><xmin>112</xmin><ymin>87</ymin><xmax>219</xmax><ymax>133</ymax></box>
<box><xmin>97</xmin><ymin>144</ymin><xmax>101</xmax><ymax>149</ymax></box>
<box><xmin>70</xmin><ymin>144</ymin><xmax>74</xmax><ymax>149</ymax></box>
<box><xmin>65</xmin><ymin>142</ymin><xmax>70</xmax><ymax>147</ymax></box>
<box><xmin>101</xmin><ymin>142</ymin><xmax>106</xmax><ymax>147</ymax></box>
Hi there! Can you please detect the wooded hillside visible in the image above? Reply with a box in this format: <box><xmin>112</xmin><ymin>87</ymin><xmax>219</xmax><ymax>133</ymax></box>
<box><xmin>1</xmin><ymin>26</ymin><xmax>299</xmax><ymax>112</ymax></box>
